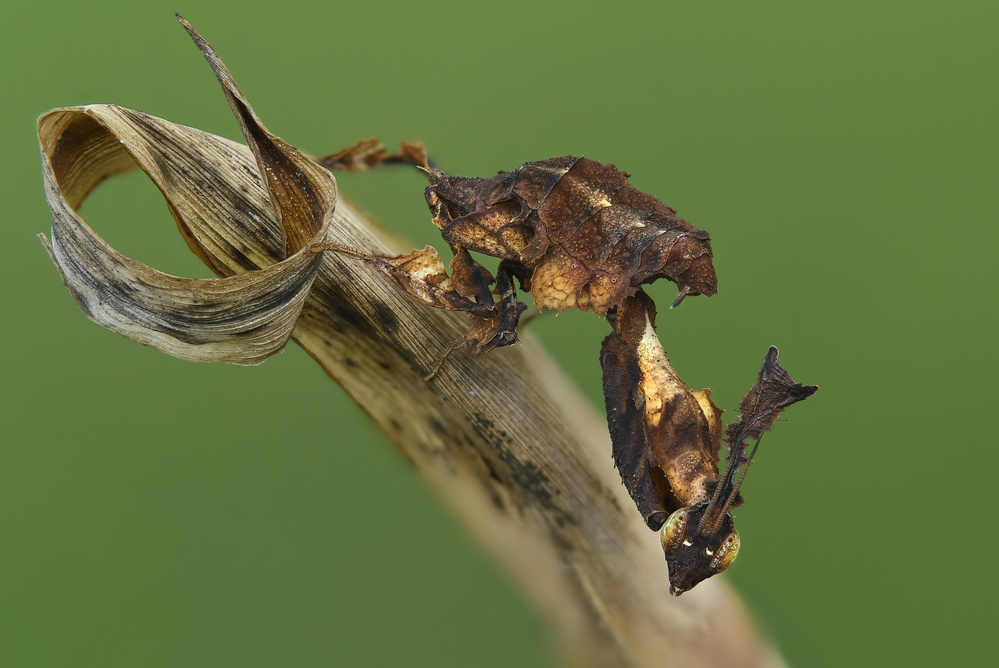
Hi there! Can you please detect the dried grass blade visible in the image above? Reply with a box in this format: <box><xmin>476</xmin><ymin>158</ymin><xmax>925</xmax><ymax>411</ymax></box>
<box><xmin>38</xmin><ymin>105</ymin><xmax>333</xmax><ymax>364</ymax></box>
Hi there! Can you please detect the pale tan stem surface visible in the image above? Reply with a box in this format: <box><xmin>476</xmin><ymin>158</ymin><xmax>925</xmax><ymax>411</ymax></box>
<box><xmin>289</xmin><ymin>202</ymin><xmax>785</xmax><ymax>668</ymax></box>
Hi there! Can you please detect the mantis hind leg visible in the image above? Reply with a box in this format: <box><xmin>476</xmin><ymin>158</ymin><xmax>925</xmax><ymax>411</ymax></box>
<box><xmin>318</xmin><ymin>139</ymin><xmax>431</xmax><ymax>172</ymax></box>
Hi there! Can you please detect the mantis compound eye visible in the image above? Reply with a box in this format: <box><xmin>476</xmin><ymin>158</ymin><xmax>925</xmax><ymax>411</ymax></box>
<box><xmin>659</xmin><ymin>507</ymin><xmax>741</xmax><ymax>595</ymax></box>
<box><xmin>705</xmin><ymin>529</ymin><xmax>740</xmax><ymax>576</ymax></box>
<box><xmin>659</xmin><ymin>508</ymin><xmax>689</xmax><ymax>554</ymax></box>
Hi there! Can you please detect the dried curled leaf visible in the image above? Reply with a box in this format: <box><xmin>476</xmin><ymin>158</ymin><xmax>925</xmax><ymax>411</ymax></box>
<box><xmin>38</xmin><ymin>18</ymin><xmax>337</xmax><ymax>364</ymax></box>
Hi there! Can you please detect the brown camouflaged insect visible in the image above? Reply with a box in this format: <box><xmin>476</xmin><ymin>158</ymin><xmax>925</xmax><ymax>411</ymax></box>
<box><xmin>316</xmin><ymin>141</ymin><xmax>815</xmax><ymax>594</ymax></box>
<box><xmin>314</xmin><ymin>142</ymin><xmax>717</xmax><ymax>366</ymax></box>
<box><xmin>601</xmin><ymin>292</ymin><xmax>817</xmax><ymax>594</ymax></box>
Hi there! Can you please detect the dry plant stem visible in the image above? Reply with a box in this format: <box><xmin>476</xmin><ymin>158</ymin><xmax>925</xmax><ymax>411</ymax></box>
<box><xmin>37</xmin><ymin>18</ymin><xmax>785</xmax><ymax>667</ymax></box>
<box><xmin>39</xmin><ymin>119</ymin><xmax>782</xmax><ymax>666</ymax></box>
<box><xmin>296</xmin><ymin>208</ymin><xmax>784</xmax><ymax>668</ymax></box>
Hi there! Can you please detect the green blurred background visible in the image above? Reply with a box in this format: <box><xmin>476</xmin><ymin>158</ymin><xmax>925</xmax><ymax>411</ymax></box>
<box><xmin>3</xmin><ymin>1</ymin><xmax>995</xmax><ymax>666</ymax></box>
